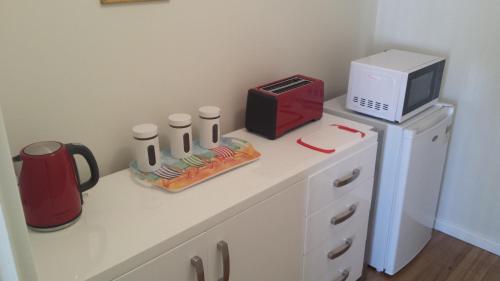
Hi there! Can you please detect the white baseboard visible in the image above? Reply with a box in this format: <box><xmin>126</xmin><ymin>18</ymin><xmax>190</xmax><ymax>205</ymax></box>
<box><xmin>434</xmin><ymin>218</ymin><xmax>500</xmax><ymax>256</ymax></box>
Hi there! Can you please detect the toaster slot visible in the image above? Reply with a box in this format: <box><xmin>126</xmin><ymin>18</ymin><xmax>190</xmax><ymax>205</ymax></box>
<box><xmin>262</xmin><ymin>77</ymin><xmax>303</xmax><ymax>91</ymax></box>
<box><xmin>273</xmin><ymin>80</ymin><xmax>311</xmax><ymax>94</ymax></box>
<box><xmin>261</xmin><ymin>76</ymin><xmax>311</xmax><ymax>94</ymax></box>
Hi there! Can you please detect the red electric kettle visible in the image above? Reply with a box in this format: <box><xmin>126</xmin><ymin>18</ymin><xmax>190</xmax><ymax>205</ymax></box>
<box><xmin>13</xmin><ymin>141</ymin><xmax>99</xmax><ymax>232</ymax></box>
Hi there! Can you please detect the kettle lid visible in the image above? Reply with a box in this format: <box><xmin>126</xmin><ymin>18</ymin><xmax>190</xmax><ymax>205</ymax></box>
<box><xmin>23</xmin><ymin>141</ymin><xmax>62</xmax><ymax>156</ymax></box>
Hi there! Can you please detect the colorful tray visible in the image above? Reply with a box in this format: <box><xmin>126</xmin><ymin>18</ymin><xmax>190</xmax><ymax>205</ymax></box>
<box><xmin>130</xmin><ymin>137</ymin><xmax>261</xmax><ymax>192</ymax></box>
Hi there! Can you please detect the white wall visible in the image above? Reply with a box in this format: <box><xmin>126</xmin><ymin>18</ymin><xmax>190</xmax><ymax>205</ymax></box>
<box><xmin>0</xmin><ymin>206</ymin><xmax>19</xmax><ymax>281</ymax></box>
<box><xmin>374</xmin><ymin>0</ymin><xmax>500</xmax><ymax>254</ymax></box>
<box><xmin>2</xmin><ymin>0</ymin><xmax>498</xmax><ymax>277</ymax></box>
<box><xmin>0</xmin><ymin>1</ymin><xmax>379</xmax><ymax>278</ymax></box>
<box><xmin>0</xmin><ymin>106</ymin><xmax>38</xmax><ymax>281</ymax></box>
<box><xmin>0</xmin><ymin>0</ymin><xmax>378</xmax><ymax>177</ymax></box>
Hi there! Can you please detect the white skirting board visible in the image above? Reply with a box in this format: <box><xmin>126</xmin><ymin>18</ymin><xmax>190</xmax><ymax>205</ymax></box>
<box><xmin>434</xmin><ymin>219</ymin><xmax>500</xmax><ymax>256</ymax></box>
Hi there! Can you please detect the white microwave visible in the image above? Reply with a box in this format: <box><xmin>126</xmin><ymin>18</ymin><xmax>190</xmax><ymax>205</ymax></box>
<box><xmin>346</xmin><ymin>49</ymin><xmax>445</xmax><ymax>123</ymax></box>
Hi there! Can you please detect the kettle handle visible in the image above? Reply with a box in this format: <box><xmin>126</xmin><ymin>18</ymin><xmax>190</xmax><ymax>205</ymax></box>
<box><xmin>66</xmin><ymin>143</ymin><xmax>100</xmax><ymax>192</ymax></box>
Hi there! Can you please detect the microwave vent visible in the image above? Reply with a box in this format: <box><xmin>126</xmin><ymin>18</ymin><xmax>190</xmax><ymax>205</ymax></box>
<box><xmin>353</xmin><ymin>96</ymin><xmax>389</xmax><ymax>112</ymax></box>
<box><xmin>261</xmin><ymin>76</ymin><xmax>311</xmax><ymax>95</ymax></box>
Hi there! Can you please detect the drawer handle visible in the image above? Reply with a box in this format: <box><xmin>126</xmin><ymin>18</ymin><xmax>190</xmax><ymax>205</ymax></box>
<box><xmin>333</xmin><ymin>168</ymin><xmax>361</xmax><ymax>188</ymax></box>
<box><xmin>333</xmin><ymin>269</ymin><xmax>350</xmax><ymax>281</ymax></box>
<box><xmin>217</xmin><ymin>241</ymin><xmax>230</xmax><ymax>281</ymax></box>
<box><xmin>327</xmin><ymin>238</ymin><xmax>353</xmax><ymax>260</ymax></box>
<box><xmin>331</xmin><ymin>204</ymin><xmax>357</xmax><ymax>225</ymax></box>
<box><xmin>191</xmin><ymin>256</ymin><xmax>205</xmax><ymax>281</ymax></box>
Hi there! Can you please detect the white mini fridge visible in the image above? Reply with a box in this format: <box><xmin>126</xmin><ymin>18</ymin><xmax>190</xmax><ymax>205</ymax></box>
<box><xmin>324</xmin><ymin>95</ymin><xmax>454</xmax><ymax>275</ymax></box>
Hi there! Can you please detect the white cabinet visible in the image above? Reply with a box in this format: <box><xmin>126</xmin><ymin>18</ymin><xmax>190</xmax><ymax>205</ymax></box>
<box><xmin>29</xmin><ymin>114</ymin><xmax>379</xmax><ymax>281</ymax></box>
<box><xmin>207</xmin><ymin>179</ymin><xmax>305</xmax><ymax>281</ymax></box>
<box><xmin>115</xmin><ymin>142</ymin><xmax>376</xmax><ymax>281</ymax></box>
<box><xmin>115</xmin><ymin>180</ymin><xmax>306</xmax><ymax>281</ymax></box>
<box><xmin>304</xmin><ymin>144</ymin><xmax>377</xmax><ymax>281</ymax></box>
<box><xmin>114</xmin><ymin>233</ymin><xmax>208</xmax><ymax>281</ymax></box>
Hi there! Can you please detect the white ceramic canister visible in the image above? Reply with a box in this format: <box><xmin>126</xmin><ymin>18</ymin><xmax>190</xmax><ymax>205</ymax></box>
<box><xmin>168</xmin><ymin>113</ymin><xmax>193</xmax><ymax>159</ymax></box>
<box><xmin>198</xmin><ymin>106</ymin><xmax>221</xmax><ymax>149</ymax></box>
<box><xmin>132</xmin><ymin>123</ymin><xmax>161</xmax><ymax>172</ymax></box>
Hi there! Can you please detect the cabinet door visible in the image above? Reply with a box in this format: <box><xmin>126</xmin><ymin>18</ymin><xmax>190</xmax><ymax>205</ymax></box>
<box><xmin>206</xmin><ymin>180</ymin><xmax>306</xmax><ymax>281</ymax></box>
<box><xmin>114</xmin><ymin>233</ymin><xmax>208</xmax><ymax>281</ymax></box>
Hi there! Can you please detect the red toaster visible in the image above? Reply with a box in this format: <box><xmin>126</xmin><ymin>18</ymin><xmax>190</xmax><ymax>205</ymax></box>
<box><xmin>245</xmin><ymin>74</ymin><xmax>324</xmax><ymax>139</ymax></box>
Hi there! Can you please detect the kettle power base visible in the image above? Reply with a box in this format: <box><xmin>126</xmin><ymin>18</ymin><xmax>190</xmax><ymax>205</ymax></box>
<box><xmin>130</xmin><ymin>137</ymin><xmax>261</xmax><ymax>193</ymax></box>
<box><xmin>28</xmin><ymin>210</ymin><xmax>82</xmax><ymax>232</ymax></box>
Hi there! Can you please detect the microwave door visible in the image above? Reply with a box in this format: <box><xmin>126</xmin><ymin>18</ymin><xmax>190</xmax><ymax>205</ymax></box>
<box><xmin>402</xmin><ymin>61</ymin><xmax>445</xmax><ymax>118</ymax></box>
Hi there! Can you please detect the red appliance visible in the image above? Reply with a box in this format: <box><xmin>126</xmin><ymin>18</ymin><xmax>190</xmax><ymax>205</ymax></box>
<box><xmin>14</xmin><ymin>142</ymin><xmax>99</xmax><ymax>231</ymax></box>
<box><xmin>245</xmin><ymin>74</ymin><xmax>324</xmax><ymax>139</ymax></box>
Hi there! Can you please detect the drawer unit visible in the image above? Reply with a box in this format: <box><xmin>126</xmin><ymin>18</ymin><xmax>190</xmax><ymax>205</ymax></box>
<box><xmin>307</xmin><ymin>145</ymin><xmax>376</xmax><ymax>216</ymax></box>
<box><xmin>304</xmin><ymin>142</ymin><xmax>377</xmax><ymax>281</ymax></box>
<box><xmin>303</xmin><ymin>224</ymin><xmax>368</xmax><ymax>281</ymax></box>
<box><xmin>304</xmin><ymin>177</ymin><xmax>373</xmax><ymax>254</ymax></box>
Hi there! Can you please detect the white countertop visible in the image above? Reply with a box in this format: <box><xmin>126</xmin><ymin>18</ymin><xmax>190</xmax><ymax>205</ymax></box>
<box><xmin>29</xmin><ymin>113</ymin><xmax>376</xmax><ymax>281</ymax></box>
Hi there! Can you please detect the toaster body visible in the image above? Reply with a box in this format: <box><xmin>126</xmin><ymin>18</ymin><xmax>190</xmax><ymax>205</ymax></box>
<box><xmin>245</xmin><ymin>75</ymin><xmax>324</xmax><ymax>139</ymax></box>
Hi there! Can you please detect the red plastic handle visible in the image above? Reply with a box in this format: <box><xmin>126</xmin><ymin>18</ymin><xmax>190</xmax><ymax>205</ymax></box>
<box><xmin>296</xmin><ymin>138</ymin><xmax>336</xmax><ymax>154</ymax></box>
<box><xmin>331</xmin><ymin>124</ymin><xmax>366</xmax><ymax>138</ymax></box>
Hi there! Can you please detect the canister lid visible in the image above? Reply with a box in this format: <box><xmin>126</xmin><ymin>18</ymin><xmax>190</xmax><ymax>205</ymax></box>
<box><xmin>133</xmin><ymin>123</ymin><xmax>158</xmax><ymax>139</ymax></box>
<box><xmin>168</xmin><ymin>113</ymin><xmax>192</xmax><ymax>127</ymax></box>
<box><xmin>198</xmin><ymin>106</ymin><xmax>220</xmax><ymax>119</ymax></box>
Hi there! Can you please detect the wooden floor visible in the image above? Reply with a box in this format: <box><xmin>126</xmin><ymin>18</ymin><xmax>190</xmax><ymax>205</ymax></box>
<box><xmin>365</xmin><ymin>231</ymin><xmax>500</xmax><ymax>281</ymax></box>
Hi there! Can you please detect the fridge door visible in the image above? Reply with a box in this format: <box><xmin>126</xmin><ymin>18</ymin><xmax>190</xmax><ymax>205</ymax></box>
<box><xmin>384</xmin><ymin>106</ymin><xmax>453</xmax><ymax>275</ymax></box>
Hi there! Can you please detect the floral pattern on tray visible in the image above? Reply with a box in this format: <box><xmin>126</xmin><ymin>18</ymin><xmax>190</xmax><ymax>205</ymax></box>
<box><xmin>130</xmin><ymin>137</ymin><xmax>261</xmax><ymax>192</ymax></box>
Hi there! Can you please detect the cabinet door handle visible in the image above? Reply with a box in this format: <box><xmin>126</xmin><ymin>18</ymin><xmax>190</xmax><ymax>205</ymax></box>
<box><xmin>333</xmin><ymin>168</ymin><xmax>361</xmax><ymax>188</ymax></box>
<box><xmin>327</xmin><ymin>238</ymin><xmax>353</xmax><ymax>260</ymax></box>
<box><xmin>217</xmin><ymin>241</ymin><xmax>230</xmax><ymax>281</ymax></box>
<box><xmin>333</xmin><ymin>270</ymin><xmax>350</xmax><ymax>281</ymax></box>
<box><xmin>191</xmin><ymin>256</ymin><xmax>205</xmax><ymax>281</ymax></box>
<box><xmin>331</xmin><ymin>204</ymin><xmax>357</xmax><ymax>225</ymax></box>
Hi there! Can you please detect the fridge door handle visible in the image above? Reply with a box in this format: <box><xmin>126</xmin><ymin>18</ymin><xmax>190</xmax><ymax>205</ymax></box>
<box><xmin>445</xmin><ymin>125</ymin><xmax>452</xmax><ymax>134</ymax></box>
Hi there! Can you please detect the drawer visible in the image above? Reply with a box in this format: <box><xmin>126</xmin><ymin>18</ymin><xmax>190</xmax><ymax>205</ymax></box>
<box><xmin>307</xmin><ymin>145</ymin><xmax>376</xmax><ymax>216</ymax></box>
<box><xmin>303</xmin><ymin>224</ymin><xmax>368</xmax><ymax>281</ymax></box>
<box><xmin>314</xmin><ymin>265</ymin><xmax>361</xmax><ymax>281</ymax></box>
<box><xmin>304</xmin><ymin>177</ymin><xmax>373</xmax><ymax>254</ymax></box>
